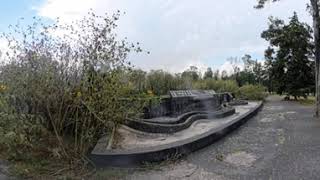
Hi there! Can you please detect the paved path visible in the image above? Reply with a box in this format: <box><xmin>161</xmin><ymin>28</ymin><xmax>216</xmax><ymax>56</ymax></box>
<box><xmin>122</xmin><ymin>96</ymin><xmax>320</xmax><ymax>180</ymax></box>
<box><xmin>0</xmin><ymin>160</ymin><xmax>10</xmax><ymax>180</ymax></box>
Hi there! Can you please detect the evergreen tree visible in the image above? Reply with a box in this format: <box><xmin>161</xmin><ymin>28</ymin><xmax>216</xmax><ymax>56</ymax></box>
<box><xmin>256</xmin><ymin>0</ymin><xmax>320</xmax><ymax>117</ymax></box>
<box><xmin>261</xmin><ymin>13</ymin><xmax>314</xmax><ymax>99</ymax></box>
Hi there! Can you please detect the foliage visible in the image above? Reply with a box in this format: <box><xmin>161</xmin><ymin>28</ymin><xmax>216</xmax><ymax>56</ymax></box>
<box><xmin>238</xmin><ymin>84</ymin><xmax>267</xmax><ymax>100</ymax></box>
<box><xmin>297</xmin><ymin>96</ymin><xmax>315</xmax><ymax>106</ymax></box>
<box><xmin>213</xmin><ymin>69</ymin><xmax>220</xmax><ymax>80</ymax></box>
<box><xmin>193</xmin><ymin>79</ymin><xmax>239</xmax><ymax>94</ymax></box>
<box><xmin>203</xmin><ymin>67</ymin><xmax>213</xmax><ymax>79</ymax></box>
<box><xmin>181</xmin><ymin>66</ymin><xmax>201</xmax><ymax>81</ymax></box>
<box><xmin>128</xmin><ymin>69</ymin><xmax>147</xmax><ymax>93</ymax></box>
<box><xmin>255</xmin><ymin>0</ymin><xmax>320</xmax><ymax>116</ymax></box>
<box><xmin>143</xmin><ymin>69</ymin><xmax>199</xmax><ymax>95</ymax></box>
<box><xmin>228</xmin><ymin>54</ymin><xmax>265</xmax><ymax>86</ymax></box>
<box><xmin>261</xmin><ymin>13</ymin><xmax>314</xmax><ymax>98</ymax></box>
<box><xmin>0</xmin><ymin>10</ymin><xmax>145</xmax><ymax>175</ymax></box>
<box><xmin>0</xmin><ymin>98</ymin><xmax>45</xmax><ymax>161</ymax></box>
<box><xmin>126</xmin><ymin>64</ymin><xmax>266</xmax><ymax>99</ymax></box>
<box><xmin>255</xmin><ymin>0</ymin><xmax>280</xmax><ymax>9</ymax></box>
<box><xmin>146</xmin><ymin>70</ymin><xmax>177</xmax><ymax>95</ymax></box>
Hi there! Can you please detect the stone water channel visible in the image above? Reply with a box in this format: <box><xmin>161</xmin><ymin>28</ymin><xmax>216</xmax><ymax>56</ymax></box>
<box><xmin>90</xmin><ymin>90</ymin><xmax>264</xmax><ymax>167</ymax></box>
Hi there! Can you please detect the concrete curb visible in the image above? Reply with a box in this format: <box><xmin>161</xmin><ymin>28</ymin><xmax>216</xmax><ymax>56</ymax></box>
<box><xmin>89</xmin><ymin>101</ymin><xmax>263</xmax><ymax>167</ymax></box>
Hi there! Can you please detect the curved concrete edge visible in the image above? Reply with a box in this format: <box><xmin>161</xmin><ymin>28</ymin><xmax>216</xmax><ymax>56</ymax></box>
<box><xmin>89</xmin><ymin>101</ymin><xmax>263</xmax><ymax>167</ymax></box>
<box><xmin>139</xmin><ymin>107</ymin><xmax>226</xmax><ymax>124</ymax></box>
<box><xmin>124</xmin><ymin>107</ymin><xmax>236</xmax><ymax>134</ymax></box>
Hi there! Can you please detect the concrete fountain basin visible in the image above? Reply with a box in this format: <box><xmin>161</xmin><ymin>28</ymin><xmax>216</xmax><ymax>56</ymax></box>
<box><xmin>90</xmin><ymin>101</ymin><xmax>263</xmax><ymax>167</ymax></box>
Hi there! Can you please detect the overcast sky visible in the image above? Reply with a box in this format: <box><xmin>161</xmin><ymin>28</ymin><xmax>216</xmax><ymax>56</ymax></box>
<box><xmin>0</xmin><ymin>0</ymin><xmax>312</xmax><ymax>73</ymax></box>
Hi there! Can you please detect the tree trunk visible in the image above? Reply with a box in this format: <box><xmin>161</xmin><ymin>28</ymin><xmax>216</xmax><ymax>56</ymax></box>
<box><xmin>310</xmin><ymin>0</ymin><xmax>320</xmax><ymax>117</ymax></box>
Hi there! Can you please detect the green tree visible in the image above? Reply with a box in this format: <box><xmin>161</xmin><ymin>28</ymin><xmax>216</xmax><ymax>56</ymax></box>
<box><xmin>203</xmin><ymin>67</ymin><xmax>213</xmax><ymax>79</ymax></box>
<box><xmin>261</xmin><ymin>13</ymin><xmax>314</xmax><ymax>99</ymax></box>
<box><xmin>256</xmin><ymin>0</ymin><xmax>320</xmax><ymax>116</ymax></box>
<box><xmin>221</xmin><ymin>70</ymin><xmax>228</xmax><ymax>80</ymax></box>
<box><xmin>227</xmin><ymin>57</ymin><xmax>241</xmax><ymax>85</ymax></box>
<box><xmin>263</xmin><ymin>47</ymin><xmax>276</xmax><ymax>92</ymax></box>
<box><xmin>253</xmin><ymin>60</ymin><xmax>263</xmax><ymax>84</ymax></box>
<box><xmin>235</xmin><ymin>54</ymin><xmax>261</xmax><ymax>86</ymax></box>
<box><xmin>213</xmin><ymin>70</ymin><xmax>220</xmax><ymax>80</ymax></box>
<box><xmin>181</xmin><ymin>66</ymin><xmax>200</xmax><ymax>81</ymax></box>
<box><xmin>128</xmin><ymin>69</ymin><xmax>147</xmax><ymax>93</ymax></box>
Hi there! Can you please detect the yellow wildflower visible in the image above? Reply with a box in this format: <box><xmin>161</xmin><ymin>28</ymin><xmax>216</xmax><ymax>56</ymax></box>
<box><xmin>0</xmin><ymin>85</ymin><xmax>7</xmax><ymax>92</ymax></box>
<box><xmin>147</xmin><ymin>90</ymin><xmax>154</xmax><ymax>96</ymax></box>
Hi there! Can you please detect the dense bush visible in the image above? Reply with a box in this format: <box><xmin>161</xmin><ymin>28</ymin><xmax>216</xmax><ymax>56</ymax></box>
<box><xmin>0</xmin><ymin>11</ymin><xmax>145</xmax><ymax>168</ymax></box>
<box><xmin>0</xmin><ymin>111</ymin><xmax>46</xmax><ymax>161</ymax></box>
<box><xmin>145</xmin><ymin>70</ymin><xmax>176</xmax><ymax>95</ymax></box>
<box><xmin>238</xmin><ymin>84</ymin><xmax>267</xmax><ymax>100</ymax></box>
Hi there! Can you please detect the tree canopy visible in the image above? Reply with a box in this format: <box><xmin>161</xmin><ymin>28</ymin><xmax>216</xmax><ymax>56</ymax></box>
<box><xmin>204</xmin><ymin>67</ymin><xmax>213</xmax><ymax>79</ymax></box>
<box><xmin>261</xmin><ymin>13</ymin><xmax>315</xmax><ymax>98</ymax></box>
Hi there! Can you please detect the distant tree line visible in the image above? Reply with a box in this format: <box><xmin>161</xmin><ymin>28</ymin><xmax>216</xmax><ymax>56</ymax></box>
<box><xmin>124</xmin><ymin>56</ymin><xmax>266</xmax><ymax>97</ymax></box>
<box><xmin>126</xmin><ymin>13</ymin><xmax>315</xmax><ymax>100</ymax></box>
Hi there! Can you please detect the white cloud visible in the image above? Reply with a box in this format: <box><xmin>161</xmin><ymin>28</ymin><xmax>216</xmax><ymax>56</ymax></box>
<box><xmin>35</xmin><ymin>0</ymin><xmax>311</xmax><ymax>73</ymax></box>
<box><xmin>219</xmin><ymin>61</ymin><xmax>235</xmax><ymax>75</ymax></box>
<box><xmin>218</xmin><ymin>60</ymin><xmax>245</xmax><ymax>76</ymax></box>
<box><xmin>36</xmin><ymin>0</ymin><xmax>98</xmax><ymax>22</ymax></box>
<box><xmin>0</xmin><ymin>38</ymin><xmax>14</xmax><ymax>64</ymax></box>
<box><xmin>0</xmin><ymin>38</ymin><xmax>8</xmax><ymax>58</ymax></box>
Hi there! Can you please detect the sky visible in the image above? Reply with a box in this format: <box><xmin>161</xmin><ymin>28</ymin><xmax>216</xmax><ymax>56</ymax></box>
<box><xmin>0</xmin><ymin>0</ymin><xmax>312</xmax><ymax>74</ymax></box>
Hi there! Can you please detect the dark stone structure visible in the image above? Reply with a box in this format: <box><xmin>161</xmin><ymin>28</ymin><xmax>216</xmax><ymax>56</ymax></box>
<box><xmin>142</xmin><ymin>90</ymin><xmax>233</xmax><ymax>119</ymax></box>
<box><xmin>124</xmin><ymin>90</ymin><xmax>238</xmax><ymax>133</ymax></box>
<box><xmin>89</xmin><ymin>90</ymin><xmax>261</xmax><ymax>167</ymax></box>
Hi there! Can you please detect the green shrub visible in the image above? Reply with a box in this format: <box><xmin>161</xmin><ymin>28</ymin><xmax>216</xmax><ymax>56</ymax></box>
<box><xmin>146</xmin><ymin>70</ymin><xmax>177</xmax><ymax>95</ymax></box>
<box><xmin>144</xmin><ymin>70</ymin><xmax>197</xmax><ymax>95</ymax></box>
<box><xmin>0</xmin><ymin>11</ymin><xmax>145</xmax><ymax>169</ymax></box>
<box><xmin>0</xmin><ymin>113</ymin><xmax>45</xmax><ymax>160</ymax></box>
<box><xmin>193</xmin><ymin>79</ymin><xmax>239</xmax><ymax>94</ymax></box>
<box><xmin>238</xmin><ymin>84</ymin><xmax>267</xmax><ymax>100</ymax></box>
<box><xmin>0</xmin><ymin>94</ymin><xmax>48</xmax><ymax>161</ymax></box>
